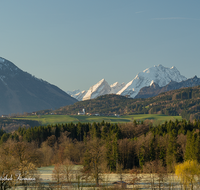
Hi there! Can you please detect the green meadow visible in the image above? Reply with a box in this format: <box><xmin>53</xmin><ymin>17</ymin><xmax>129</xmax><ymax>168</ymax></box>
<box><xmin>14</xmin><ymin>114</ymin><xmax>182</xmax><ymax>126</ymax></box>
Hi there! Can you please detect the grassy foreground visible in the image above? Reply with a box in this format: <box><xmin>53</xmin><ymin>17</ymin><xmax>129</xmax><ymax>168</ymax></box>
<box><xmin>13</xmin><ymin>114</ymin><xmax>182</xmax><ymax>126</ymax></box>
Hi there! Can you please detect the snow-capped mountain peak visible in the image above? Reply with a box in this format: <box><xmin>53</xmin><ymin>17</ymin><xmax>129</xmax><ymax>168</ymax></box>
<box><xmin>110</xmin><ymin>82</ymin><xmax>119</xmax><ymax>88</ymax></box>
<box><xmin>88</xmin><ymin>79</ymin><xmax>106</xmax><ymax>93</ymax></box>
<box><xmin>150</xmin><ymin>80</ymin><xmax>155</xmax><ymax>86</ymax></box>
<box><xmin>117</xmin><ymin>65</ymin><xmax>187</xmax><ymax>98</ymax></box>
<box><xmin>67</xmin><ymin>65</ymin><xmax>187</xmax><ymax>101</ymax></box>
<box><xmin>67</xmin><ymin>89</ymin><xmax>81</xmax><ymax>96</ymax></box>
<box><xmin>110</xmin><ymin>82</ymin><xmax>126</xmax><ymax>94</ymax></box>
<box><xmin>82</xmin><ymin>79</ymin><xmax>111</xmax><ymax>101</ymax></box>
<box><xmin>68</xmin><ymin>79</ymin><xmax>126</xmax><ymax>101</ymax></box>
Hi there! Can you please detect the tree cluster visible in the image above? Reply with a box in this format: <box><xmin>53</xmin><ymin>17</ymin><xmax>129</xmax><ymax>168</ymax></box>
<box><xmin>1</xmin><ymin>119</ymin><xmax>200</xmax><ymax>187</ymax></box>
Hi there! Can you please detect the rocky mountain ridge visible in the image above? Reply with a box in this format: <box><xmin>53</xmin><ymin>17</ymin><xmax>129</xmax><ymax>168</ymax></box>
<box><xmin>135</xmin><ymin>76</ymin><xmax>200</xmax><ymax>99</ymax></box>
<box><xmin>68</xmin><ymin>65</ymin><xmax>187</xmax><ymax>101</ymax></box>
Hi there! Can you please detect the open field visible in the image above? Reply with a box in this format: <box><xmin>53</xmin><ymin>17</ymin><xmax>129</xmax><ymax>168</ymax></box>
<box><xmin>36</xmin><ymin>166</ymin><xmax>197</xmax><ymax>190</ymax></box>
<box><xmin>13</xmin><ymin>114</ymin><xmax>182</xmax><ymax>126</ymax></box>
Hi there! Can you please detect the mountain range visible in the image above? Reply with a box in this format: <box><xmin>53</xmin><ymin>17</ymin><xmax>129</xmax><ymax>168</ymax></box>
<box><xmin>67</xmin><ymin>79</ymin><xmax>126</xmax><ymax>101</ymax></box>
<box><xmin>1</xmin><ymin>56</ymin><xmax>200</xmax><ymax>116</ymax></box>
<box><xmin>0</xmin><ymin>57</ymin><xmax>77</xmax><ymax>115</ymax></box>
<box><xmin>135</xmin><ymin>76</ymin><xmax>200</xmax><ymax>99</ymax></box>
<box><xmin>67</xmin><ymin>65</ymin><xmax>187</xmax><ymax>101</ymax></box>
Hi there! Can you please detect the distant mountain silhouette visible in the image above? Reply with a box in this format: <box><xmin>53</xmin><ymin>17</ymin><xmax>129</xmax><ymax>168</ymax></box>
<box><xmin>0</xmin><ymin>57</ymin><xmax>77</xmax><ymax>115</ymax></box>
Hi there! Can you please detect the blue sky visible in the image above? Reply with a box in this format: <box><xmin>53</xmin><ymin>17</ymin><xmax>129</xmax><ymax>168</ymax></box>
<box><xmin>0</xmin><ymin>1</ymin><xmax>200</xmax><ymax>92</ymax></box>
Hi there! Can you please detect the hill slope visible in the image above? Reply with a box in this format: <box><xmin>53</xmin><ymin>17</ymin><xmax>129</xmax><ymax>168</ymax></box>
<box><xmin>55</xmin><ymin>85</ymin><xmax>200</xmax><ymax>120</ymax></box>
<box><xmin>0</xmin><ymin>57</ymin><xmax>77</xmax><ymax>115</ymax></box>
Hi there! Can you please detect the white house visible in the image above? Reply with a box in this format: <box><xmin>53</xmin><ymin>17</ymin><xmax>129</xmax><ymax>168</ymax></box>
<box><xmin>78</xmin><ymin>109</ymin><xmax>85</xmax><ymax>115</ymax></box>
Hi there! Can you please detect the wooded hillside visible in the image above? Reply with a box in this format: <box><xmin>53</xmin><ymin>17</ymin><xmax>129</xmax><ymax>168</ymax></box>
<box><xmin>55</xmin><ymin>85</ymin><xmax>200</xmax><ymax>120</ymax></box>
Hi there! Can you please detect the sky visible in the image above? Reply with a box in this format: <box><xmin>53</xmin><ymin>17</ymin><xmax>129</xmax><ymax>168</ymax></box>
<box><xmin>0</xmin><ymin>0</ymin><xmax>200</xmax><ymax>92</ymax></box>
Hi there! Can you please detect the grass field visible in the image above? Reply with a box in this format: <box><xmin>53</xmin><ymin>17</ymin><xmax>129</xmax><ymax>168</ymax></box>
<box><xmin>13</xmin><ymin>114</ymin><xmax>182</xmax><ymax>126</ymax></box>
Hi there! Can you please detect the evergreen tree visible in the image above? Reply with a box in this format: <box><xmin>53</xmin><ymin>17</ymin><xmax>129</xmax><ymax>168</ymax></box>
<box><xmin>185</xmin><ymin>131</ymin><xmax>194</xmax><ymax>161</ymax></box>
<box><xmin>166</xmin><ymin>133</ymin><xmax>177</xmax><ymax>172</ymax></box>
<box><xmin>105</xmin><ymin>133</ymin><xmax>118</xmax><ymax>172</ymax></box>
<box><xmin>148</xmin><ymin>135</ymin><xmax>156</xmax><ymax>161</ymax></box>
<box><xmin>139</xmin><ymin>144</ymin><xmax>145</xmax><ymax>169</ymax></box>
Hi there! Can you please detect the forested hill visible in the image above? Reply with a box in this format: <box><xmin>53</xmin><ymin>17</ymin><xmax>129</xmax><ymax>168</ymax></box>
<box><xmin>55</xmin><ymin>85</ymin><xmax>200</xmax><ymax>120</ymax></box>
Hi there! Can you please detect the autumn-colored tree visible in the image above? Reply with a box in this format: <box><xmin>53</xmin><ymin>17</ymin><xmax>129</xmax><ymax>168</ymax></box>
<box><xmin>11</xmin><ymin>141</ymin><xmax>40</xmax><ymax>188</ymax></box>
<box><xmin>18</xmin><ymin>160</ymin><xmax>37</xmax><ymax>187</ymax></box>
<box><xmin>175</xmin><ymin>160</ymin><xmax>200</xmax><ymax>190</ymax></box>
<box><xmin>0</xmin><ymin>140</ymin><xmax>17</xmax><ymax>190</ymax></box>
<box><xmin>0</xmin><ymin>140</ymin><xmax>39</xmax><ymax>189</ymax></box>
<box><xmin>39</xmin><ymin>141</ymin><xmax>54</xmax><ymax>166</ymax></box>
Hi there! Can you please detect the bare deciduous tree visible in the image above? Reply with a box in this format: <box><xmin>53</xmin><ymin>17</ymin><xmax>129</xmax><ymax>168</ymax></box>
<box><xmin>52</xmin><ymin>163</ymin><xmax>64</xmax><ymax>189</ymax></box>
<box><xmin>62</xmin><ymin>159</ymin><xmax>74</xmax><ymax>183</ymax></box>
<box><xmin>83</xmin><ymin>136</ymin><xmax>105</xmax><ymax>186</ymax></box>
<box><xmin>39</xmin><ymin>141</ymin><xmax>54</xmax><ymax>166</ymax></box>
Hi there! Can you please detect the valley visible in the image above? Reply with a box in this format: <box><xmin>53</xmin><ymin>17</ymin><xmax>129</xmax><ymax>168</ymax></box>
<box><xmin>0</xmin><ymin>57</ymin><xmax>199</xmax><ymax>190</ymax></box>
<box><xmin>13</xmin><ymin>114</ymin><xmax>182</xmax><ymax>126</ymax></box>
<box><xmin>1</xmin><ymin>1</ymin><xmax>200</xmax><ymax>189</ymax></box>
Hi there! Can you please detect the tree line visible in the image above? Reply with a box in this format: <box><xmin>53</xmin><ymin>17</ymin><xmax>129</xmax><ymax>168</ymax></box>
<box><xmin>1</xmin><ymin>119</ymin><xmax>200</xmax><ymax>188</ymax></box>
